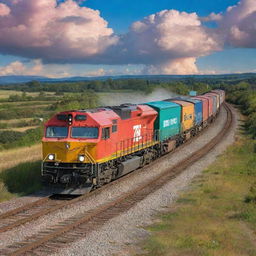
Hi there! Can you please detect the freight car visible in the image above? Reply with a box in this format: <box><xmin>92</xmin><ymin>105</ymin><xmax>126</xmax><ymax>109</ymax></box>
<box><xmin>41</xmin><ymin>90</ymin><xmax>225</xmax><ymax>194</ymax></box>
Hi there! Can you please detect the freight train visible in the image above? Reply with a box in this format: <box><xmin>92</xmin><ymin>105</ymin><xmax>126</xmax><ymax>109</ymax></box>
<box><xmin>42</xmin><ymin>90</ymin><xmax>225</xmax><ymax>194</ymax></box>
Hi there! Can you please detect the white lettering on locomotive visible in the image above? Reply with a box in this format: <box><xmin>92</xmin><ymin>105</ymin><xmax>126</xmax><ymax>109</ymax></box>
<box><xmin>133</xmin><ymin>124</ymin><xmax>142</xmax><ymax>142</ymax></box>
<box><xmin>163</xmin><ymin>118</ymin><xmax>178</xmax><ymax>128</ymax></box>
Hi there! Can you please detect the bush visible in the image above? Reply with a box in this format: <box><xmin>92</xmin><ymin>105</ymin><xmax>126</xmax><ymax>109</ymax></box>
<box><xmin>0</xmin><ymin>127</ymin><xmax>43</xmax><ymax>150</ymax></box>
<box><xmin>0</xmin><ymin>130</ymin><xmax>23</xmax><ymax>144</ymax></box>
<box><xmin>0</xmin><ymin>123</ymin><xmax>7</xmax><ymax>129</ymax></box>
<box><xmin>0</xmin><ymin>108</ymin><xmax>39</xmax><ymax>120</ymax></box>
<box><xmin>227</xmin><ymin>90</ymin><xmax>256</xmax><ymax>139</ymax></box>
<box><xmin>0</xmin><ymin>161</ymin><xmax>42</xmax><ymax>196</ymax></box>
<box><xmin>50</xmin><ymin>91</ymin><xmax>99</xmax><ymax>112</ymax></box>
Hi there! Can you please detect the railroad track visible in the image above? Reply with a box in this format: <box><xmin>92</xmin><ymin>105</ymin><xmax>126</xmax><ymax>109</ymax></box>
<box><xmin>0</xmin><ymin>103</ymin><xmax>218</xmax><ymax>234</ymax></box>
<box><xmin>0</xmin><ymin>103</ymin><xmax>234</xmax><ymax>256</ymax></box>
<box><xmin>0</xmin><ymin>195</ymin><xmax>83</xmax><ymax>234</ymax></box>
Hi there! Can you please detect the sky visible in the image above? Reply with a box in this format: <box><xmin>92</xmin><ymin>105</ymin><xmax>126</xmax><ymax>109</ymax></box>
<box><xmin>0</xmin><ymin>0</ymin><xmax>255</xmax><ymax>77</ymax></box>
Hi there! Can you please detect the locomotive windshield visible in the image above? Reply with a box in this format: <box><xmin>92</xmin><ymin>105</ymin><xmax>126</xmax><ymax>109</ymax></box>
<box><xmin>46</xmin><ymin>126</ymin><xmax>68</xmax><ymax>138</ymax></box>
<box><xmin>71</xmin><ymin>127</ymin><xmax>99</xmax><ymax>139</ymax></box>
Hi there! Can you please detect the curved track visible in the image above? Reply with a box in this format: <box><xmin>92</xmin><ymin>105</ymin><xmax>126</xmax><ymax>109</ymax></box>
<box><xmin>0</xmin><ymin>103</ymin><xmax>220</xmax><ymax>234</ymax></box>
<box><xmin>0</xmin><ymin>103</ymin><xmax>234</xmax><ymax>256</ymax></box>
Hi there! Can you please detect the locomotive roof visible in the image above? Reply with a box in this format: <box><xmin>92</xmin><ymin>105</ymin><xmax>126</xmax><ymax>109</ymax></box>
<box><xmin>47</xmin><ymin>104</ymin><xmax>156</xmax><ymax>127</ymax></box>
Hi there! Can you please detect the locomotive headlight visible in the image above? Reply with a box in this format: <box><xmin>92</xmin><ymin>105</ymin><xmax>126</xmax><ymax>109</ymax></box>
<box><xmin>48</xmin><ymin>154</ymin><xmax>55</xmax><ymax>160</ymax></box>
<box><xmin>78</xmin><ymin>155</ymin><xmax>85</xmax><ymax>162</ymax></box>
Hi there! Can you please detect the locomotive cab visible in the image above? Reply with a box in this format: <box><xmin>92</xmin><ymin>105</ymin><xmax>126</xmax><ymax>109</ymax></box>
<box><xmin>42</xmin><ymin>109</ymin><xmax>115</xmax><ymax>191</ymax></box>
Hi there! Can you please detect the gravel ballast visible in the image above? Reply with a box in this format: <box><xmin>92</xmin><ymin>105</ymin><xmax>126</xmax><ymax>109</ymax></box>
<box><xmin>0</xmin><ymin>106</ymin><xmax>238</xmax><ymax>255</ymax></box>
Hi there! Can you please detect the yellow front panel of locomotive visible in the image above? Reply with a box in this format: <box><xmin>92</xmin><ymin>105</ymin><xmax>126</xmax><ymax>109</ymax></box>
<box><xmin>42</xmin><ymin>141</ymin><xmax>97</xmax><ymax>163</ymax></box>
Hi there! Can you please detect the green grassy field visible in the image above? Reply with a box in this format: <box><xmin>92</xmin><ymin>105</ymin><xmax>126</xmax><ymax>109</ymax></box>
<box><xmin>141</xmin><ymin>134</ymin><xmax>256</xmax><ymax>256</ymax></box>
<box><xmin>0</xmin><ymin>90</ymin><xmax>38</xmax><ymax>99</ymax></box>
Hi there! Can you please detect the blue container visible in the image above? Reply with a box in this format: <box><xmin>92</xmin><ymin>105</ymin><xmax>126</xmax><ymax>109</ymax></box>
<box><xmin>144</xmin><ymin>101</ymin><xmax>181</xmax><ymax>141</ymax></box>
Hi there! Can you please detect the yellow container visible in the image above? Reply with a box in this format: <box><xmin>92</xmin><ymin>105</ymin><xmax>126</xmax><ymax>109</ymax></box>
<box><xmin>172</xmin><ymin>100</ymin><xmax>194</xmax><ymax>132</ymax></box>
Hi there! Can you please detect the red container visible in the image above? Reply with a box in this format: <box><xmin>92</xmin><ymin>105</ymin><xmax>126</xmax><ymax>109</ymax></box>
<box><xmin>202</xmin><ymin>95</ymin><xmax>213</xmax><ymax>117</ymax></box>
<box><xmin>209</xmin><ymin>91</ymin><xmax>221</xmax><ymax>109</ymax></box>
<box><xmin>192</xmin><ymin>96</ymin><xmax>209</xmax><ymax>122</ymax></box>
<box><xmin>207</xmin><ymin>92</ymin><xmax>220</xmax><ymax>110</ymax></box>
<box><xmin>212</xmin><ymin>90</ymin><xmax>225</xmax><ymax>104</ymax></box>
<box><xmin>204</xmin><ymin>93</ymin><xmax>218</xmax><ymax>114</ymax></box>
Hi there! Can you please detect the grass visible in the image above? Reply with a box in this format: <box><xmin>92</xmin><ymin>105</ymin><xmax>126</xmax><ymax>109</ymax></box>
<box><xmin>0</xmin><ymin>126</ymin><xmax>39</xmax><ymax>132</ymax></box>
<box><xmin>0</xmin><ymin>144</ymin><xmax>41</xmax><ymax>172</ymax></box>
<box><xmin>0</xmin><ymin>118</ymin><xmax>35</xmax><ymax>124</ymax></box>
<box><xmin>0</xmin><ymin>90</ymin><xmax>39</xmax><ymax>99</ymax></box>
<box><xmin>0</xmin><ymin>90</ymin><xmax>56</xmax><ymax>100</ymax></box>
<box><xmin>0</xmin><ymin>161</ymin><xmax>42</xmax><ymax>202</ymax></box>
<box><xmin>140</xmin><ymin>135</ymin><xmax>256</xmax><ymax>256</ymax></box>
<box><xmin>0</xmin><ymin>143</ymin><xmax>42</xmax><ymax>202</ymax></box>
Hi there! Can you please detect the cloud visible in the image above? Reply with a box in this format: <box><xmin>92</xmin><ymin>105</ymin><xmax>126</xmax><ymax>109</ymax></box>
<box><xmin>119</xmin><ymin>10</ymin><xmax>220</xmax><ymax>61</ymax></box>
<box><xmin>0</xmin><ymin>0</ymin><xmax>117</xmax><ymax>61</ymax></box>
<box><xmin>0</xmin><ymin>2</ymin><xmax>221</xmax><ymax>66</ymax></box>
<box><xmin>218</xmin><ymin>0</ymin><xmax>256</xmax><ymax>48</ymax></box>
<box><xmin>83</xmin><ymin>68</ymin><xmax>106</xmax><ymax>77</ymax></box>
<box><xmin>0</xmin><ymin>60</ymin><xmax>43</xmax><ymax>76</ymax></box>
<box><xmin>0</xmin><ymin>59</ymin><xmax>71</xmax><ymax>77</ymax></box>
<box><xmin>201</xmin><ymin>12</ymin><xmax>223</xmax><ymax>22</ymax></box>
<box><xmin>0</xmin><ymin>3</ymin><xmax>10</xmax><ymax>16</ymax></box>
<box><xmin>0</xmin><ymin>61</ymin><xmax>27</xmax><ymax>76</ymax></box>
<box><xmin>144</xmin><ymin>58</ymin><xmax>199</xmax><ymax>75</ymax></box>
<box><xmin>0</xmin><ymin>0</ymin><xmax>255</xmax><ymax>76</ymax></box>
<box><xmin>100</xmin><ymin>10</ymin><xmax>221</xmax><ymax>74</ymax></box>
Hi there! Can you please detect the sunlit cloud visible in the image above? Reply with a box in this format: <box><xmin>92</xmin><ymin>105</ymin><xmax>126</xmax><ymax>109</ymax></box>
<box><xmin>0</xmin><ymin>0</ymin><xmax>255</xmax><ymax>75</ymax></box>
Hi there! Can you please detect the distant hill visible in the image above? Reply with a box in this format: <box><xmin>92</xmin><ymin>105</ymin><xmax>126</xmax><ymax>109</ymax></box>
<box><xmin>0</xmin><ymin>73</ymin><xmax>256</xmax><ymax>85</ymax></box>
<box><xmin>0</xmin><ymin>76</ymin><xmax>48</xmax><ymax>84</ymax></box>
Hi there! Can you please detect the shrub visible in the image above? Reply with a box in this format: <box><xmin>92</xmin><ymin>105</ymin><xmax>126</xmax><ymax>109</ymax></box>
<box><xmin>0</xmin><ymin>127</ymin><xmax>43</xmax><ymax>150</ymax></box>
<box><xmin>0</xmin><ymin>130</ymin><xmax>23</xmax><ymax>144</ymax></box>
<box><xmin>0</xmin><ymin>161</ymin><xmax>42</xmax><ymax>195</ymax></box>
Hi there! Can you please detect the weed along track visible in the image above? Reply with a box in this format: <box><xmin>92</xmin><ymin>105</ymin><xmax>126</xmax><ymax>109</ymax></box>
<box><xmin>0</xmin><ymin>103</ymin><xmax>234</xmax><ymax>256</ymax></box>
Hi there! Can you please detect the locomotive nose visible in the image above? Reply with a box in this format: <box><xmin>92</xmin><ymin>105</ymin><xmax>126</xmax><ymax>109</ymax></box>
<box><xmin>42</xmin><ymin>141</ymin><xmax>96</xmax><ymax>163</ymax></box>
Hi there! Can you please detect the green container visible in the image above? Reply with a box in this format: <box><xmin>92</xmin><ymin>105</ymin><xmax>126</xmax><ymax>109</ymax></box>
<box><xmin>145</xmin><ymin>101</ymin><xmax>181</xmax><ymax>141</ymax></box>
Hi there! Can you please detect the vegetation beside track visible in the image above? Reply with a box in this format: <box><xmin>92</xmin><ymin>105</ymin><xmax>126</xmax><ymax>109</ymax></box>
<box><xmin>140</xmin><ymin>131</ymin><xmax>256</xmax><ymax>256</ymax></box>
<box><xmin>0</xmin><ymin>161</ymin><xmax>42</xmax><ymax>202</ymax></box>
<box><xmin>0</xmin><ymin>90</ymin><xmax>99</xmax><ymax>151</ymax></box>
